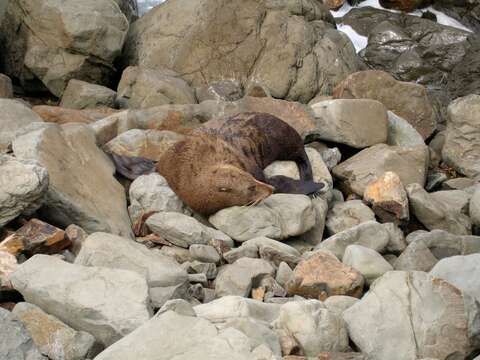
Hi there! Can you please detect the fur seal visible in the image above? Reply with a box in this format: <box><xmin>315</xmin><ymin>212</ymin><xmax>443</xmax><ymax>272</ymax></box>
<box><xmin>155</xmin><ymin>112</ymin><xmax>325</xmax><ymax>215</ymax></box>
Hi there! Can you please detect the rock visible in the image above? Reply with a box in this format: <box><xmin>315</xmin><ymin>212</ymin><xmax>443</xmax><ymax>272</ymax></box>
<box><xmin>333</xmin><ymin>70</ymin><xmax>437</xmax><ymax>139</ymax></box>
<box><xmin>343</xmin><ymin>245</ymin><xmax>393</xmax><ymax>285</ymax></box>
<box><xmin>316</xmin><ymin>221</ymin><xmax>392</xmax><ymax>260</ymax></box>
<box><xmin>243</xmin><ymin>237</ymin><xmax>302</xmax><ymax>268</ymax></box>
<box><xmin>223</xmin><ymin>245</ymin><xmax>259</xmax><ymax>264</ymax></box>
<box><xmin>394</xmin><ymin>240</ymin><xmax>438</xmax><ymax>272</ymax></box>
<box><xmin>322</xmin><ymin>0</ymin><xmax>346</xmax><ymax>9</ymax></box>
<box><xmin>430</xmin><ymin>254</ymin><xmax>480</xmax><ymax>301</ymax></box>
<box><xmin>0</xmin><ymin>155</ymin><xmax>48</xmax><ymax>227</ymax></box>
<box><xmin>60</xmin><ymin>79</ymin><xmax>117</xmax><ymax>110</ymax></box>
<box><xmin>0</xmin><ymin>73</ymin><xmax>13</xmax><ymax>98</ymax></box>
<box><xmin>379</xmin><ymin>0</ymin><xmax>429</xmax><ymax>12</ymax></box>
<box><xmin>386</xmin><ymin>111</ymin><xmax>425</xmax><ymax>147</ymax></box>
<box><xmin>343</xmin><ymin>271</ymin><xmax>480</xmax><ymax>360</ymax></box>
<box><xmin>430</xmin><ymin>189</ymin><xmax>471</xmax><ymax>214</ymax></box>
<box><xmin>105</xmin><ymin>129</ymin><xmax>184</xmax><ymax>161</ymax></box>
<box><xmin>157</xmin><ymin>299</ymin><xmax>196</xmax><ymax>317</ymax></box>
<box><xmin>287</xmin><ymin>250</ymin><xmax>364</xmax><ymax>300</ymax></box>
<box><xmin>275</xmin><ymin>300</ymin><xmax>349</xmax><ymax>356</ymax></box>
<box><xmin>33</xmin><ymin>105</ymin><xmax>117</xmax><ymax>125</ymax></box>
<box><xmin>471</xmin><ymin>188</ymin><xmax>480</xmax><ymax>230</ymax></box>
<box><xmin>114</xmin><ymin>0</ymin><xmax>138</xmax><ymax>22</ymax></box>
<box><xmin>407</xmin><ymin>230</ymin><xmax>480</xmax><ymax>259</ymax></box>
<box><xmin>433</xmin><ymin>0</ymin><xmax>480</xmax><ymax>33</ymax></box>
<box><xmin>186</xmin><ymin>261</ymin><xmax>217</xmax><ymax>280</ymax></box>
<box><xmin>195</xmin><ymin>80</ymin><xmax>243</xmax><ymax>103</ymax></box>
<box><xmin>159</xmin><ymin>245</ymin><xmax>193</xmax><ymax>264</ymax></box>
<box><xmin>75</xmin><ymin>232</ymin><xmax>188</xmax><ymax>290</ymax></box>
<box><xmin>300</xmin><ymin>197</ymin><xmax>329</xmax><ymax>246</ymax></box>
<box><xmin>0</xmin><ymin>219</ymin><xmax>68</xmax><ymax>257</ymax></box>
<box><xmin>442</xmin><ymin>95</ymin><xmax>480</xmax><ymax>178</ymax></box>
<box><xmin>0</xmin><ymin>307</ymin><xmax>46</xmax><ymax>360</ymax></box>
<box><xmin>333</xmin><ymin>144</ymin><xmax>429</xmax><ymax>196</ymax></box>
<box><xmin>13</xmin><ymin>302</ymin><xmax>96</xmax><ymax>360</ymax></box>
<box><xmin>123</xmin><ymin>0</ymin><xmax>363</xmax><ymax>103</ymax></box>
<box><xmin>10</xmin><ymin>255</ymin><xmax>152</xmax><ymax>347</ymax></box>
<box><xmin>406</xmin><ymin>183</ymin><xmax>471</xmax><ymax>235</ymax></box>
<box><xmin>310</xmin><ymin>99</ymin><xmax>388</xmax><ymax>148</ymax></box>
<box><xmin>13</xmin><ymin>123</ymin><xmax>133</xmax><ymax>237</ymax></box>
<box><xmin>363</xmin><ymin>171</ymin><xmax>409</xmax><ymax>222</ymax></box>
<box><xmin>0</xmin><ymin>99</ymin><xmax>43</xmax><ymax>152</ymax></box>
<box><xmin>443</xmin><ymin>178</ymin><xmax>477</xmax><ymax>191</ymax></box>
<box><xmin>0</xmin><ymin>0</ymin><xmax>129</xmax><ymax>96</ymax></box>
<box><xmin>116</xmin><ymin>66</ymin><xmax>196</xmax><ymax>109</ymax></box>
<box><xmin>215</xmin><ymin>258</ymin><xmax>275</xmax><ymax>297</ymax></box>
<box><xmin>189</xmin><ymin>245</ymin><xmax>220</xmax><ymax>264</ymax></box>
<box><xmin>325</xmin><ymin>200</ymin><xmax>375</xmax><ymax>235</ymax></box>
<box><xmin>0</xmin><ymin>250</ymin><xmax>17</xmax><ymax>287</ymax></box>
<box><xmin>323</xmin><ymin>296</ymin><xmax>359</xmax><ymax>317</ymax></box>
<box><xmin>209</xmin><ymin>194</ymin><xmax>316</xmax><ymax>242</ymax></box>
<box><xmin>65</xmin><ymin>224</ymin><xmax>88</xmax><ymax>256</ymax></box>
<box><xmin>93</xmin><ymin>310</ymin><xmax>270</xmax><ymax>360</ymax></box>
<box><xmin>276</xmin><ymin>262</ymin><xmax>294</xmax><ymax>289</ymax></box>
<box><xmin>146</xmin><ymin>212</ymin><xmax>233</xmax><ymax>248</ymax></box>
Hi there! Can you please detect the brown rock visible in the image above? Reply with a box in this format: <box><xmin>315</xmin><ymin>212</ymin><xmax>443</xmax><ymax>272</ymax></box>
<box><xmin>364</xmin><ymin>171</ymin><xmax>409</xmax><ymax>222</ymax></box>
<box><xmin>333</xmin><ymin>70</ymin><xmax>437</xmax><ymax>139</ymax></box>
<box><xmin>321</xmin><ymin>0</ymin><xmax>346</xmax><ymax>9</ymax></box>
<box><xmin>33</xmin><ymin>105</ymin><xmax>117</xmax><ymax>124</ymax></box>
<box><xmin>287</xmin><ymin>250</ymin><xmax>364</xmax><ymax>300</ymax></box>
<box><xmin>379</xmin><ymin>0</ymin><xmax>430</xmax><ymax>12</ymax></box>
<box><xmin>0</xmin><ymin>73</ymin><xmax>13</xmax><ymax>98</ymax></box>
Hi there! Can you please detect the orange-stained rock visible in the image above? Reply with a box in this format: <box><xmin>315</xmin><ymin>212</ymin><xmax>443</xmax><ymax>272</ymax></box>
<box><xmin>33</xmin><ymin>105</ymin><xmax>118</xmax><ymax>124</ymax></box>
<box><xmin>322</xmin><ymin>0</ymin><xmax>345</xmax><ymax>9</ymax></box>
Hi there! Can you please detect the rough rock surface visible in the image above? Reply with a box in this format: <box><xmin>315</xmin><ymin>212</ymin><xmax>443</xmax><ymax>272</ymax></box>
<box><xmin>60</xmin><ymin>79</ymin><xmax>117</xmax><ymax>110</ymax></box>
<box><xmin>325</xmin><ymin>200</ymin><xmax>375</xmax><ymax>235</ymax></box>
<box><xmin>13</xmin><ymin>123</ymin><xmax>133</xmax><ymax>237</ymax></box>
<box><xmin>342</xmin><ymin>245</ymin><xmax>393</xmax><ymax>285</ymax></box>
<box><xmin>10</xmin><ymin>255</ymin><xmax>152</xmax><ymax>347</ymax></box>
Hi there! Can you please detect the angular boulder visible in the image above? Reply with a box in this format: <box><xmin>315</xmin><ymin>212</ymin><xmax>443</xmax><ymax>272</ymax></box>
<box><xmin>60</xmin><ymin>79</ymin><xmax>117</xmax><ymax>110</ymax></box>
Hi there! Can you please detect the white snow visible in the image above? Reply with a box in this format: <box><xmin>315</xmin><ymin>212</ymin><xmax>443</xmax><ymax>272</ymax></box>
<box><xmin>336</xmin><ymin>24</ymin><xmax>369</xmax><ymax>52</ymax></box>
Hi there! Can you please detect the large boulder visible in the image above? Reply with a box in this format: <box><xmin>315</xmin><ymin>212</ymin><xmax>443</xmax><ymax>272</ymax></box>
<box><xmin>123</xmin><ymin>0</ymin><xmax>364</xmax><ymax>103</ymax></box>
<box><xmin>13</xmin><ymin>123</ymin><xmax>133</xmax><ymax>237</ymax></box>
<box><xmin>0</xmin><ymin>0</ymin><xmax>129</xmax><ymax>97</ymax></box>
<box><xmin>343</xmin><ymin>271</ymin><xmax>480</xmax><ymax>360</ymax></box>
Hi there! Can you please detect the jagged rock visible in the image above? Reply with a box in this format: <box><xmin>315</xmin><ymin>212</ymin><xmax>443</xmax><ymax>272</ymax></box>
<box><xmin>325</xmin><ymin>200</ymin><xmax>375</xmax><ymax>236</ymax></box>
<box><xmin>0</xmin><ymin>73</ymin><xmax>13</xmax><ymax>98</ymax></box>
<box><xmin>146</xmin><ymin>212</ymin><xmax>233</xmax><ymax>248</ymax></box>
<box><xmin>287</xmin><ymin>250</ymin><xmax>364</xmax><ymax>300</ymax></box>
<box><xmin>0</xmin><ymin>0</ymin><xmax>129</xmax><ymax>96</ymax></box>
<box><xmin>13</xmin><ymin>302</ymin><xmax>96</xmax><ymax>360</ymax></box>
<box><xmin>333</xmin><ymin>70</ymin><xmax>437</xmax><ymax>139</ymax></box>
<box><xmin>10</xmin><ymin>255</ymin><xmax>152</xmax><ymax>346</ymax></box>
<box><xmin>386</xmin><ymin>111</ymin><xmax>425</xmax><ymax>147</ymax></box>
<box><xmin>215</xmin><ymin>258</ymin><xmax>275</xmax><ymax>297</ymax></box>
<box><xmin>333</xmin><ymin>144</ymin><xmax>429</xmax><ymax>197</ymax></box>
<box><xmin>394</xmin><ymin>240</ymin><xmax>438</xmax><ymax>272</ymax></box>
<box><xmin>343</xmin><ymin>271</ymin><xmax>480</xmax><ymax>360</ymax></box>
<box><xmin>209</xmin><ymin>194</ymin><xmax>316</xmax><ymax>242</ymax></box>
<box><xmin>0</xmin><ymin>155</ymin><xmax>48</xmax><ymax>227</ymax></box>
<box><xmin>310</xmin><ymin>99</ymin><xmax>388</xmax><ymax>148</ymax></box>
<box><xmin>33</xmin><ymin>105</ymin><xmax>117</xmax><ymax>125</ymax></box>
<box><xmin>442</xmin><ymin>95</ymin><xmax>480</xmax><ymax>178</ymax></box>
<box><xmin>60</xmin><ymin>79</ymin><xmax>117</xmax><ymax>110</ymax></box>
<box><xmin>0</xmin><ymin>99</ymin><xmax>43</xmax><ymax>152</ymax></box>
<box><xmin>406</xmin><ymin>183</ymin><xmax>471</xmax><ymax>235</ymax></box>
<box><xmin>343</xmin><ymin>245</ymin><xmax>393</xmax><ymax>285</ymax></box>
<box><xmin>364</xmin><ymin>171</ymin><xmax>409</xmax><ymax>222</ymax></box>
<box><xmin>0</xmin><ymin>307</ymin><xmax>46</xmax><ymax>360</ymax></box>
<box><xmin>13</xmin><ymin>123</ymin><xmax>133</xmax><ymax>237</ymax></box>
<box><xmin>123</xmin><ymin>0</ymin><xmax>363</xmax><ymax>103</ymax></box>
<box><xmin>275</xmin><ymin>300</ymin><xmax>349</xmax><ymax>356</ymax></box>
<box><xmin>116</xmin><ymin>66</ymin><xmax>196</xmax><ymax>109</ymax></box>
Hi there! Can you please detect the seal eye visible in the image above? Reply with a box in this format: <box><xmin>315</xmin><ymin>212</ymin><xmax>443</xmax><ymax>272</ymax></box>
<box><xmin>218</xmin><ymin>187</ymin><xmax>231</xmax><ymax>192</ymax></box>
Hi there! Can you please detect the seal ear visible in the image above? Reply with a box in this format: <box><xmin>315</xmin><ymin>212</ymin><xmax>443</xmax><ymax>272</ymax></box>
<box><xmin>108</xmin><ymin>153</ymin><xmax>156</xmax><ymax>180</ymax></box>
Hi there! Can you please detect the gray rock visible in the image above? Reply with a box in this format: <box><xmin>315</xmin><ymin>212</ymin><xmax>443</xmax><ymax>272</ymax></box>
<box><xmin>300</xmin><ymin>196</ymin><xmax>329</xmax><ymax>246</ymax></box>
<box><xmin>60</xmin><ymin>79</ymin><xmax>116</xmax><ymax>110</ymax></box>
<box><xmin>195</xmin><ymin>80</ymin><xmax>243</xmax><ymax>102</ymax></box>
<box><xmin>242</xmin><ymin>237</ymin><xmax>301</xmax><ymax>267</ymax></box>
<box><xmin>343</xmin><ymin>271</ymin><xmax>480</xmax><ymax>360</ymax></box>
<box><xmin>443</xmin><ymin>94</ymin><xmax>480</xmax><ymax>178</ymax></box>
<box><xmin>209</xmin><ymin>194</ymin><xmax>316</xmax><ymax>242</ymax></box>
<box><xmin>310</xmin><ymin>99</ymin><xmax>388</xmax><ymax>148</ymax></box>
<box><xmin>189</xmin><ymin>245</ymin><xmax>220</xmax><ymax>264</ymax></box>
<box><xmin>223</xmin><ymin>245</ymin><xmax>259</xmax><ymax>264</ymax></box>
<box><xmin>13</xmin><ymin>302</ymin><xmax>96</xmax><ymax>360</ymax></box>
<box><xmin>333</xmin><ymin>144</ymin><xmax>429</xmax><ymax>196</ymax></box>
<box><xmin>325</xmin><ymin>200</ymin><xmax>375</xmax><ymax>235</ymax></box>
<box><xmin>430</xmin><ymin>254</ymin><xmax>480</xmax><ymax>301</ymax></box>
<box><xmin>471</xmin><ymin>188</ymin><xmax>480</xmax><ymax>230</ymax></box>
<box><xmin>383</xmin><ymin>222</ymin><xmax>408</xmax><ymax>254</ymax></box>
<box><xmin>343</xmin><ymin>245</ymin><xmax>393</xmax><ymax>285</ymax></box>
<box><xmin>159</xmin><ymin>245</ymin><xmax>193</xmax><ymax>264</ymax></box>
<box><xmin>149</xmin><ymin>282</ymin><xmax>190</xmax><ymax>309</ymax></box>
<box><xmin>13</xmin><ymin>123</ymin><xmax>133</xmax><ymax>237</ymax></box>
<box><xmin>430</xmin><ymin>189</ymin><xmax>471</xmax><ymax>214</ymax></box>
<box><xmin>10</xmin><ymin>255</ymin><xmax>152</xmax><ymax>347</ymax></box>
<box><xmin>116</xmin><ymin>66</ymin><xmax>196</xmax><ymax>109</ymax></box>
<box><xmin>406</xmin><ymin>183</ymin><xmax>471</xmax><ymax>235</ymax></box>
<box><xmin>0</xmin><ymin>73</ymin><xmax>13</xmax><ymax>98</ymax></box>
<box><xmin>323</xmin><ymin>295</ymin><xmax>359</xmax><ymax>316</ymax></box>
<box><xmin>75</xmin><ymin>232</ymin><xmax>188</xmax><ymax>289</ymax></box>
<box><xmin>215</xmin><ymin>258</ymin><xmax>275</xmax><ymax>297</ymax></box>
<box><xmin>0</xmin><ymin>99</ymin><xmax>43</xmax><ymax>152</ymax></box>
<box><xmin>157</xmin><ymin>299</ymin><xmax>196</xmax><ymax>317</ymax></box>
<box><xmin>0</xmin><ymin>155</ymin><xmax>48</xmax><ymax>227</ymax></box>
<box><xmin>386</xmin><ymin>111</ymin><xmax>425</xmax><ymax>147</ymax></box>
<box><xmin>394</xmin><ymin>240</ymin><xmax>438</xmax><ymax>272</ymax></box>
<box><xmin>186</xmin><ymin>261</ymin><xmax>217</xmax><ymax>280</ymax></box>
<box><xmin>275</xmin><ymin>300</ymin><xmax>349</xmax><ymax>356</ymax></box>
<box><xmin>276</xmin><ymin>262</ymin><xmax>294</xmax><ymax>289</ymax></box>
<box><xmin>443</xmin><ymin>178</ymin><xmax>477</xmax><ymax>191</ymax></box>
<box><xmin>0</xmin><ymin>307</ymin><xmax>46</xmax><ymax>360</ymax></box>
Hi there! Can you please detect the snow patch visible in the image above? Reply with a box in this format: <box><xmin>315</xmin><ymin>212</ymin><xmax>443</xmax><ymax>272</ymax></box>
<box><xmin>336</xmin><ymin>24</ymin><xmax>368</xmax><ymax>53</ymax></box>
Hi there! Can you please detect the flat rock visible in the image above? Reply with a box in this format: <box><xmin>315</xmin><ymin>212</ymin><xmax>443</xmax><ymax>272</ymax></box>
<box><xmin>287</xmin><ymin>250</ymin><xmax>364</xmax><ymax>300</ymax></box>
<box><xmin>310</xmin><ymin>99</ymin><xmax>387</xmax><ymax>148</ymax></box>
<box><xmin>343</xmin><ymin>271</ymin><xmax>480</xmax><ymax>360</ymax></box>
<box><xmin>60</xmin><ymin>79</ymin><xmax>116</xmax><ymax>110</ymax></box>
<box><xmin>333</xmin><ymin>144</ymin><xmax>429</xmax><ymax>197</ymax></box>
<box><xmin>0</xmin><ymin>155</ymin><xmax>48</xmax><ymax>227</ymax></box>
<box><xmin>325</xmin><ymin>200</ymin><xmax>375</xmax><ymax>236</ymax></box>
<box><xmin>10</xmin><ymin>255</ymin><xmax>152</xmax><ymax>347</ymax></box>
<box><xmin>13</xmin><ymin>123</ymin><xmax>133</xmax><ymax>237</ymax></box>
<box><xmin>343</xmin><ymin>245</ymin><xmax>393</xmax><ymax>285</ymax></box>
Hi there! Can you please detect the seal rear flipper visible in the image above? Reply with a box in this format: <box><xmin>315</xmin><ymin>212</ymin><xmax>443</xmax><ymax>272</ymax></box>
<box><xmin>109</xmin><ymin>153</ymin><xmax>156</xmax><ymax>180</ymax></box>
<box><xmin>265</xmin><ymin>175</ymin><xmax>327</xmax><ymax>196</ymax></box>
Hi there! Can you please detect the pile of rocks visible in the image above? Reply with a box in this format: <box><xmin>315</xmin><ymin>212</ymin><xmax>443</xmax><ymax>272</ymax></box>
<box><xmin>1</xmin><ymin>0</ymin><xmax>480</xmax><ymax>360</ymax></box>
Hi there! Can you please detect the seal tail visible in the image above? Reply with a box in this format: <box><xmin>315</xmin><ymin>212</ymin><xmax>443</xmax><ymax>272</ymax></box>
<box><xmin>109</xmin><ymin>153</ymin><xmax>157</xmax><ymax>180</ymax></box>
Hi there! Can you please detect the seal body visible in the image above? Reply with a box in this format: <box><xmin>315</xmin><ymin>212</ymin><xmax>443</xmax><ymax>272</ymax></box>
<box><xmin>156</xmin><ymin>112</ymin><xmax>324</xmax><ymax>215</ymax></box>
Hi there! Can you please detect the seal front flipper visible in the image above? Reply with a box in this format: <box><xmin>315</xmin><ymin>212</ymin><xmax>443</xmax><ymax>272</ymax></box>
<box><xmin>109</xmin><ymin>153</ymin><xmax>156</xmax><ymax>180</ymax></box>
<box><xmin>265</xmin><ymin>175</ymin><xmax>327</xmax><ymax>196</ymax></box>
